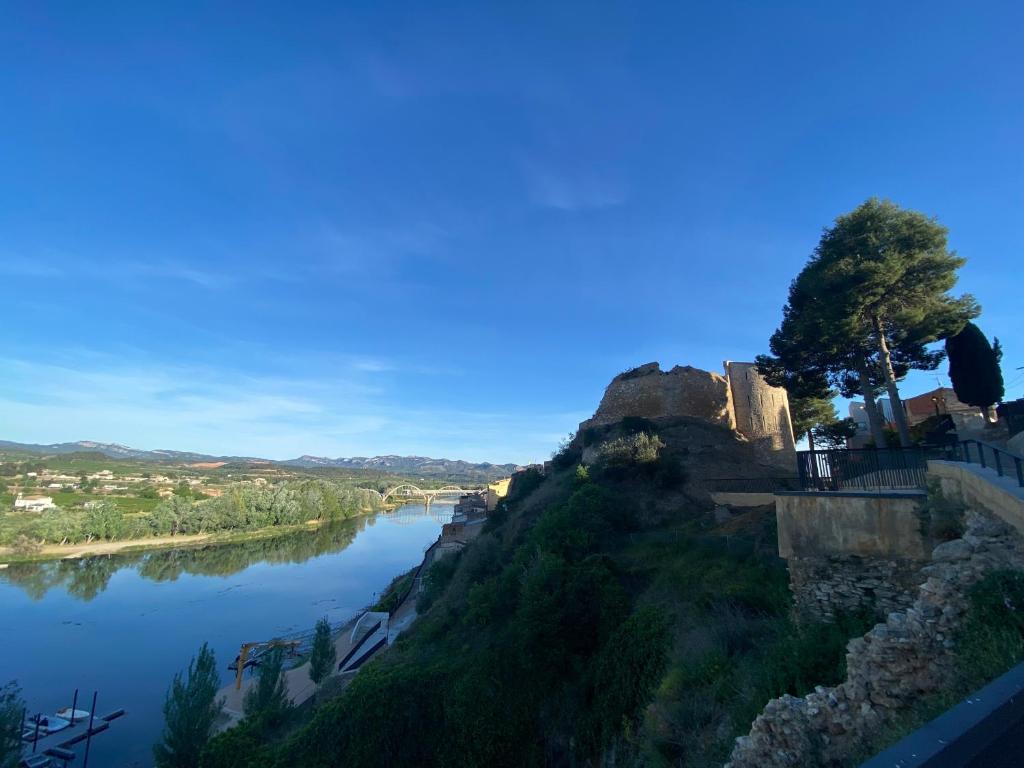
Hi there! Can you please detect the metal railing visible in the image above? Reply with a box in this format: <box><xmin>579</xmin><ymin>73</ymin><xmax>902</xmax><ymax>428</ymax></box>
<box><xmin>955</xmin><ymin>439</ymin><xmax>1024</xmax><ymax>488</ymax></box>
<box><xmin>796</xmin><ymin>447</ymin><xmax>931</xmax><ymax>492</ymax></box>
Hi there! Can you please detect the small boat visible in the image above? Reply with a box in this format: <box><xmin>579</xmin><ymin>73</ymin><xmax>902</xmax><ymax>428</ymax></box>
<box><xmin>55</xmin><ymin>707</ymin><xmax>91</xmax><ymax>722</ymax></box>
<box><xmin>25</xmin><ymin>714</ymin><xmax>71</xmax><ymax>736</ymax></box>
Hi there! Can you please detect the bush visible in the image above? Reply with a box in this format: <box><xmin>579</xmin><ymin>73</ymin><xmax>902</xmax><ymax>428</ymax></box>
<box><xmin>417</xmin><ymin>553</ymin><xmax>461</xmax><ymax>613</ymax></box>
<box><xmin>598</xmin><ymin>432</ymin><xmax>665</xmax><ymax>477</ymax></box>
<box><xmin>620</xmin><ymin>416</ymin><xmax>656</xmax><ymax>436</ymax></box>
<box><xmin>958</xmin><ymin>569</ymin><xmax>1024</xmax><ymax>685</ymax></box>
<box><xmin>923</xmin><ymin>479</ymin><xmax>966</xmax><ymax>541</ymax></box>
<box><xmin>551</xmin><ymin>432</ymin><xmax>582</xmax><ymax>470</ymax></box>
<box><xmin>576</xmin><ymin>606</ymin><xmax>670</xmax><ymax>758</ymax></box>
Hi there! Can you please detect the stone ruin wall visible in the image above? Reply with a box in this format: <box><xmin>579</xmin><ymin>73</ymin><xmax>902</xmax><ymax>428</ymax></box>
<box><xmin>725</xmin><ymin>361</ymin><xmax>796</xmax><ymax>454</ymax></box>
<box><xmin>578</xmin><ymin>361</ymin><xmax>796</xmax><ymax>466</ymax></box>
<box><xmin>788</xmin><ymin>555</ymin><xmax>923</xmax><ymax>620</ymax></box>
<box><xmin>579</xmin><ymin>362</ymin><xmax>735</xmax><ymax>432</ymax></box>
<box><xmin>726</xmin><ymin>509</ymin><xmax>1024</xmax><ymax>768</ymax></box>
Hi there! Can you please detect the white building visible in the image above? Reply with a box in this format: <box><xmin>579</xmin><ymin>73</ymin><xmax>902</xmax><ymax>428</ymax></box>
<box><xmin>14</xmin><ymin>494</ymin><xmax>56</xmax><ymax>512</ymax></box>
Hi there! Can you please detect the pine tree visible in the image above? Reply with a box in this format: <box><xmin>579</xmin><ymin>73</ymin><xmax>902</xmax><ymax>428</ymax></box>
<box><xmin>243</xmin><ymin>647</ymin><xmax>290</xmax><ymax>723</ymax></box>
<box><xmin>0</xmin><ymin>681</ymin><xmax>24</xmax><ymax>768</ymax></box>
<box><xmin>946</xmin><ymin>321</ymin><xmax>1005</xmax><ymax>419</ymax></box>
<box><xmin>763</xmin><ymin>199</ymin><xmax>978</xmax><ymax>447</ymax></box>
<box><xmin>153</xmin><ymin>643</ymin><xmax>224</xmax><ymax>768</ymax></box>
<box><xmin>309</xmin><ymin>617</ymin><xmax>337</xmax><ymax>695</ymax></box>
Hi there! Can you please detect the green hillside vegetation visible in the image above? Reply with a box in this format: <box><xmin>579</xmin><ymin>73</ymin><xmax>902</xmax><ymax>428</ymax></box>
<box><xmin>198</xmin><ymin>420</ymin><xmax>873</xmax><ymax>767</ymax></box>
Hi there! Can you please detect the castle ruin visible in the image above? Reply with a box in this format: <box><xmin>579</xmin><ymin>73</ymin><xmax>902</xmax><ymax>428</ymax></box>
<box><xmin>578</xmin><ymin>360</ymin><xmax>796</xmax><ymax>466</ymax></box>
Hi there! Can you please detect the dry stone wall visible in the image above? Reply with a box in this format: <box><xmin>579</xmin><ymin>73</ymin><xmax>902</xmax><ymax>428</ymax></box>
<box><xmin>788</xmin><ymin>555</ymin><xmax>923</xmax><ymax>620</ymax></box>
<box><xmin>726</xmin><ymin>509</ymin><xmax>1024</xmax><ymax>768</ymax></box>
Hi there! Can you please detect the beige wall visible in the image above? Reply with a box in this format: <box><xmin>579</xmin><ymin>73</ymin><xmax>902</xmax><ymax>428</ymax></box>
<box><xmin>775</xmin><ymin>492</ymin><xmax>929</xmax><ymax>560</ymax></box>
<box><xmin>928</xmin><ymin>460</ymin><xmax>1024</xmax><ymax>536</ymax></box>
<box><xmin>725</xmin><ymin>361</ymin><xmax>796</xmax><ymax>454</ymax></box>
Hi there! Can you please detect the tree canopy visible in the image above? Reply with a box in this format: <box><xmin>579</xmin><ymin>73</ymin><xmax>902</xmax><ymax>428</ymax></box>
<box><xmin>153</xmin><ymin>643</ymin><xmax>223</xmax><ymax>768</ymax></box>
<box><xmin>763</xmin><ymin>198</ymin><xmax>977</xmax><ymax>446</ymax></box>
<box><xmin>947</xmin><ymin>321</ymin><xmax>1004</xmax><ymax>416</ymax></box>
<box><xmin>309</xmin><ymin>617</ymin><xmax>337</xmax><ymax>691</ymax></box>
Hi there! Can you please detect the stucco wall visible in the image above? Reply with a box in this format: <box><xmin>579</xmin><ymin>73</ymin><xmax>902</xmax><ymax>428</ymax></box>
<box><xmin>928</xmin><ymin>460</ymin><xmax>1024</xmax><ymax>536</ymax></box>
<box><xmin>775</xmin><ymin>491</ymin><xmax>930</xmax><ymax>620</ymax></box>
<box><xmin>775</xmin><ymin>491</ymin><xmax>929</xmax><ymax>560</ymax></box>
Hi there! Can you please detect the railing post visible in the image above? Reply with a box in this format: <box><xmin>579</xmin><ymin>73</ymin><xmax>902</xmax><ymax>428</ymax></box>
<box><xmin>994</xmin><ymin>451</ymin><xmax>1003</xmax><ymax>477</ymax></box>
<box><xmin>1017</xmin><ymin>457</ymin><xmax>1024</xmax><ymax>488</ymax></box>
<box><xmin>979</xmin><ymin>443</ymin><xmax>987</xmax><ymax>469</ymax></box>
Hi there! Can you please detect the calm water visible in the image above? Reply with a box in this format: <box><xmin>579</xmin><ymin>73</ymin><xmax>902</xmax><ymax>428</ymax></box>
<box><xmin>0</xmin><ymin>503</ymin><xmax>451</xmax><ymax>767</ymax></box>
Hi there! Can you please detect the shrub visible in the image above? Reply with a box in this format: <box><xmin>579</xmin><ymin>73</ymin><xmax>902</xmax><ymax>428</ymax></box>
<box><xmin>923</xmin><ymin>479</ymin><xmax>966</xmax><ymax>541</ymax></box>
<box><xmin>598</xmin><ymin>432</ymin><xmax>665</xmax><ymax>476</ymax></box>
<box><xmin>620</xmin><ymin>415</ymin><xmax>657</xmax><ymax>436</ymax></box>
<box><xmin>958</xmin><ymin>569</ymin><xmax>1024</xmax><ymax>685</ymax></box>
<box><xmin>417</xmin><ymin>552</ymin><xmax>461</xmax><ymax>613</ymax></box>
<box><xmin>576</xmin><ymin>605</ymin><xmax>670</xmax><ymax>758</ymax></box>
<box><xmin>11</xmin><ymin>534</ymin><xmax>41</xmax><ymax>556</ymax></box>
<box><xmin>551</xmin><ymin>432</ymin><xmax>582</xmax><ymax>470</ymax></box>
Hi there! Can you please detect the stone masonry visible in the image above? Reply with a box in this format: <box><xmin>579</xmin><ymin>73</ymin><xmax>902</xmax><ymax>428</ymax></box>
<box><xmin>787</xmin><ymin>555</ymin><xmax>923</xmax><ymax>620</ymax></box>
<box><xmin>725</xmin><ymin>509</ymin><xmax>1024</xmax><ymax>768</ymax></box>
<box><xmin>578</xmin><ymin>361</ymin><xmax>795</xmax><ymax>466</ymax></box>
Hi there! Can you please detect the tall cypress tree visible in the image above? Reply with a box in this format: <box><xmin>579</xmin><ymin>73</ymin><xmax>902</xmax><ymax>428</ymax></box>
<box><xmin>946</xmin><ymin>321</ymin><xmax>1004</xmax><ymax>418</ymax></box>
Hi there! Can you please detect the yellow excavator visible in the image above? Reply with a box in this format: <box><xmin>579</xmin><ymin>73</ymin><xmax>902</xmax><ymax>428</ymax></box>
<box><xmin>232</xmin><ymin>638</ymin><xmax>301</xmax><ymax>690</ymax></box>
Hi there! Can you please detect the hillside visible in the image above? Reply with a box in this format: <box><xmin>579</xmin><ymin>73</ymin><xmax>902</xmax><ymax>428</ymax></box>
<box><xmin>0</xmin><ymin>440</ymin><xmax>519</xmax><ymax>481</ymax></box>
<box><xmin>199</xmin><ymin>414</ymin><xmax>867</xmax><ymax>767</ymax></box>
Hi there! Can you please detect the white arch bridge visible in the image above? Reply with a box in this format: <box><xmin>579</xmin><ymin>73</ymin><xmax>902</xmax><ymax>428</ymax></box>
<box><xmin>361</xmin><ymin>484</ymin><xmax>484</xmax><ymax>508</ymax></box>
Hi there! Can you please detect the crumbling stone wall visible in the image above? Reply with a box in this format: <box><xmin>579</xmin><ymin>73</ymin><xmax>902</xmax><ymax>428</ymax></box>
<box><xmin>788</xmin><ymin>555</ymin><xmax>923</xmax><ymax>620</ymax></box>
<box><xmin>725</xmin><ymin>361</ymin><xmax>796</xmax><ymax>462</ymax></box>
<box><xmin>726</xmin><ymin>510</ymin><xmax>1024</xmax><ymax>768</ymax></box>
<box><xmin>579</xmin><ymin>363</ymin><xmax>734</xmax><ymax>432</ymax></box>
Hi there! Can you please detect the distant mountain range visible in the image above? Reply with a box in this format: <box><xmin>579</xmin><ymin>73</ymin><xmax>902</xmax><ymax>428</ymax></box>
<box><xmin>0</xmin><ymin>439</ymin><xmax>521</xmax><ymax>480</ymax></box>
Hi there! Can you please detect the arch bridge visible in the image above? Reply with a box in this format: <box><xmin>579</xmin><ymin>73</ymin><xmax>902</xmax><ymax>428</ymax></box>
<box><xmin>362</xmin><ymin>484</ymin><xmax>484</xmax><ymax>507</ymax></box>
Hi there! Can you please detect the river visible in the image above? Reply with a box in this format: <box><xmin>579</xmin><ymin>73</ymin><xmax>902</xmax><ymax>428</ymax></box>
<box><xmin>0</xmin><ymin>503</ymin><xmax>451</xmax><ymax>767</ymax></box>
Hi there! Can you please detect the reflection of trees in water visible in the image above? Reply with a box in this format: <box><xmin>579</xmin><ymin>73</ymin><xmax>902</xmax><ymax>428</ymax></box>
<box><xmin>0</xmin><ymin>516</ymin><xmax>373</xmax><ymax>602</ymax></box>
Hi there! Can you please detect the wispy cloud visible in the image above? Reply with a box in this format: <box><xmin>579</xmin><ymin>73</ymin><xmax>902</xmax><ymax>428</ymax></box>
<box><xmin>524</xmin><ymin>160</ymin><xmax>627</xmax><ymax>211</ymax></box>
<box><xmin>0</xmin><ymin>252</ymin><xmax>271</xmax><ymax>291</ymax></box>
<box><xmin>0</xmin><ymin>255</ymin><xmax>66</xmax><ymax>278</ymax></box>
<box><xmin>0</xmin><ymin>354</ymin><xmax>570</xmax><ymax>464</ymax></box>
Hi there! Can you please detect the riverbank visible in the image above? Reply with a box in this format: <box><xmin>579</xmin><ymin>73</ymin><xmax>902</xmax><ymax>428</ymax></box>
<box><xmin>0</xmin><ymin>515</ymin><xmax>377</xmax><ymax>565</ymax></box>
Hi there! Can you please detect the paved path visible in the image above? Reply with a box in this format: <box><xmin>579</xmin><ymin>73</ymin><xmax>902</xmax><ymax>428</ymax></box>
<box><xmin>216</xmin><ymin>614</ymin><xmax>367</xmax><ymax>729</ymax></box>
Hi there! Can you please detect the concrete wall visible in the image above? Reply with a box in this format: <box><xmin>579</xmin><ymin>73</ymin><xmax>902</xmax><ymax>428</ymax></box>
<box><xmin>775</xmin><ymin>491</ymin><xmax>930</xmax><ymax>620</ymax></box>
<box><xmin>775</xmin><ymin>491</ymin><xmax>929</xmax><ymax>560</ymax></box>
<box><xmin>928</xmin><ymin>460</ymin><xmax>1024</xmax><ymax>536</ymax></box>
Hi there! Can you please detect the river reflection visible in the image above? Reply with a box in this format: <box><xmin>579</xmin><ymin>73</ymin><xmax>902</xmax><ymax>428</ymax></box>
<box><xmin>0</xmin><ymin>503</ymin><xmax>450</xmax><ymax>767</ymax></box>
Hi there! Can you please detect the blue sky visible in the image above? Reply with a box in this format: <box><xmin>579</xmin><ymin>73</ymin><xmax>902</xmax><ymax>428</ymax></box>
<box><xmin>1</xmin><ymin>2</ymin><xmax>1021</xmax><ymax>464</ymax></box>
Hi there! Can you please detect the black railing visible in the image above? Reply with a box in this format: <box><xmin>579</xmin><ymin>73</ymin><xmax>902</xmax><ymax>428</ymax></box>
<box><xmin>956</xmin><ymin>439</ymin><xmax>1024</xmax><ymax>488</ymax></box>
<box><xmin>796</xmin><ymin>447</ymin><xmax>931</xmax><ymax>492</ymax></box>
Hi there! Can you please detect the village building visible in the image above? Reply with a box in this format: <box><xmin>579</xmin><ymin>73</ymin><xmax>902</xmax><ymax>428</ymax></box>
<box><xmin>13</xmin><ymin>494</ymin><xmax>56</xmax><ymax>512</ymax></box>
